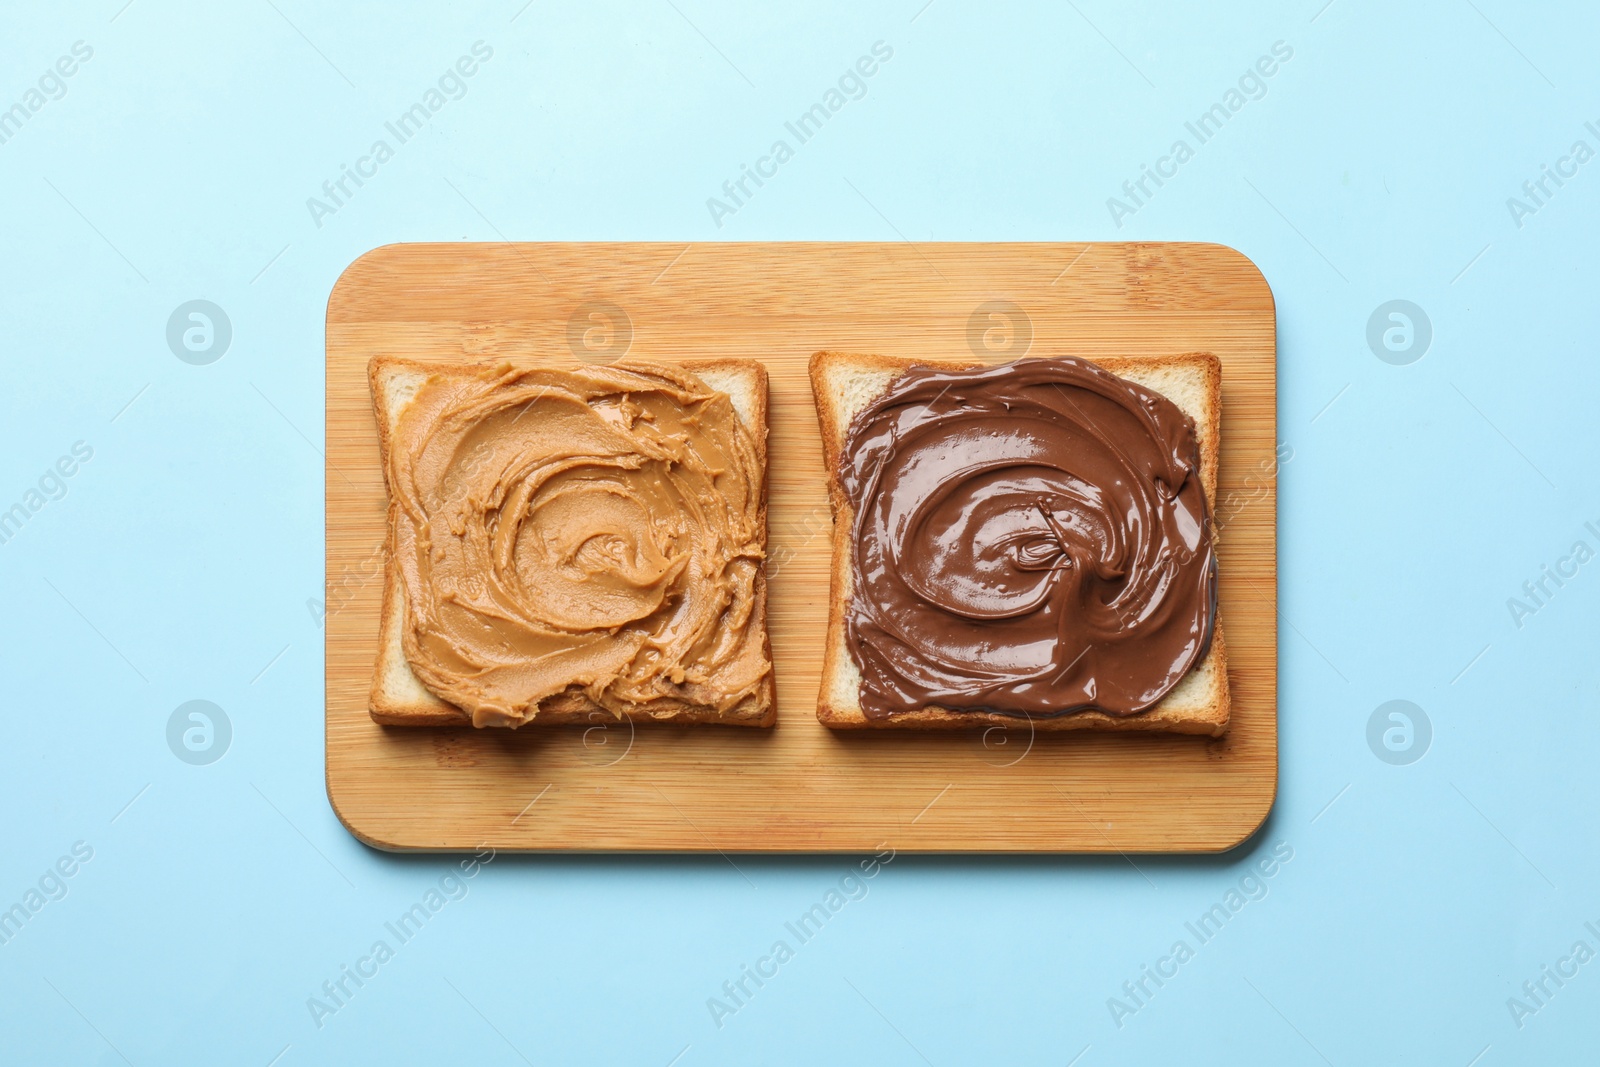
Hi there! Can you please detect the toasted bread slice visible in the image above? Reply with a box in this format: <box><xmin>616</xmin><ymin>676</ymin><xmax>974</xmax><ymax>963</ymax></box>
<box><xmin>367</xmin><ymin>356</ymin><xmax>775</xmax><ymax>728</ymax></box>
<box><xmin>809</xmin><ymin>350</ymin><xmax>1229</xmax><ymax>736</ymax></box>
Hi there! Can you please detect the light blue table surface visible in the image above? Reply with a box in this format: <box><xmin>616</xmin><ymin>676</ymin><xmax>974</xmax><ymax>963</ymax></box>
<box><xmin>2</xmin><ymin>2</ymin><xmax>1596</xmax><ymax>1063</ymax></box>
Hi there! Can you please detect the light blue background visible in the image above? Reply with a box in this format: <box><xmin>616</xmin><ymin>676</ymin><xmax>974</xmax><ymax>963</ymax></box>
<box><xmin>2</xmin><ymin>1</ymin><xmax>1596</xmax><ymax>1063</ymax></box>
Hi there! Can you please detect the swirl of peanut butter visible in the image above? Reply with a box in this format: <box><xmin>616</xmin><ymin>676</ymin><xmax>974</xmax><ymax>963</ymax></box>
<box><xmin>840</xmin><ymin>357</ymin><xmax>1215</xmax><ymax>720</ymax></box>
<box><xmin>388</xmin><ymin>360</ymin><xmax>769</xmax><ymax>727</ymax></box>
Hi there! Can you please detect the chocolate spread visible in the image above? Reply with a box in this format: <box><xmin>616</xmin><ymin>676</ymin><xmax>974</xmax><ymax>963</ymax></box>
<box><xmin>388</xmin><ymin>360</ymin><xmax>769</xmax><ymax>727</ymax></box>
<box><xmin>839</xmin><ymin>357</ymin><xmax>1216</xmax><ymax>719</ymax></box>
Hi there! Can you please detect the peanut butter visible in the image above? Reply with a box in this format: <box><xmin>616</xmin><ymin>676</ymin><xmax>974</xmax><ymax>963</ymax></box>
<box><xmin>387</xmin><ymin>360</ymin><xmax>769</xmax><ymax>727</ymax></box>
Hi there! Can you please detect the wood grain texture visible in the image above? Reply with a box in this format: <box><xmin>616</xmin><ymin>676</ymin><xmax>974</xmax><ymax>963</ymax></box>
<box><xmin>325</xmin><ymin>242</ymin><xmax>1277</xmax><ymax>853</ymax></box>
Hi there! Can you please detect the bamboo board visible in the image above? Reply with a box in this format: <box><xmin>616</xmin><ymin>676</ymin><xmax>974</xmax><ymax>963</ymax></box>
<box><xmin>325</xmin><ymin>242</ymin><xmax>1276</xmax><ymax>852</ymax></box>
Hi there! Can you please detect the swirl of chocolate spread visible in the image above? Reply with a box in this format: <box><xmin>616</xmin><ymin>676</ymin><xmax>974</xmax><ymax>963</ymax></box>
<box><xmin>839</xmin><ymin>356</ymin><xmax>1216</xmax><ymax>720</ymax></box>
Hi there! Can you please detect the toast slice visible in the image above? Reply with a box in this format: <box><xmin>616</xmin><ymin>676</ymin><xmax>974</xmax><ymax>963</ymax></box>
<box><xmin>367</xmin><ymin>356</ymin><xmax>775</xmax><ymax>728</ymax></box>
<box><xmin>809</xmin><ymin>350</ymin><xmax>1229</xmax><ymax>736</ymax></box>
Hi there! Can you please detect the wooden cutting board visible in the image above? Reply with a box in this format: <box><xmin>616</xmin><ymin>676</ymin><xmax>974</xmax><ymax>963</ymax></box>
<box><xmin>325</xmin><ymin>242</ymin><xmax>1276</xmax><ymax>852</ymax></box>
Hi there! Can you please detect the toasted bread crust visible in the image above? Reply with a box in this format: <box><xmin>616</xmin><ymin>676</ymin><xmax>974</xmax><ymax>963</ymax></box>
<box><xmin>808</xmin><ymin>349</ymin><xmax>1229</xmax><ymax>735</ymax></box>
<box><xmin>366</xmin><ymin>355</ymin><xmax>775</xmax><ymax>728</ymax></box>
